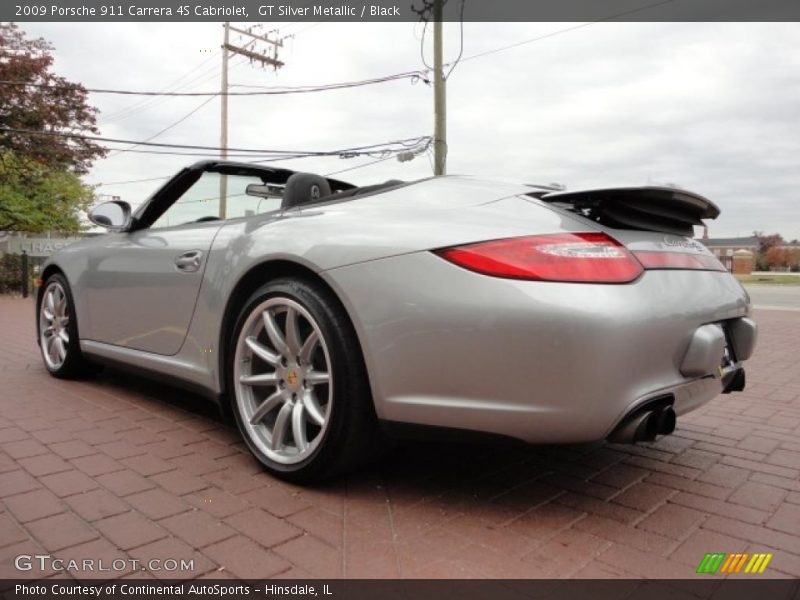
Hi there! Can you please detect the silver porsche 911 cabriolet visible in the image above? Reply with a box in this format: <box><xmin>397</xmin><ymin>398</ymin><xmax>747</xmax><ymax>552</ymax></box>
<box><xmin>36</xmin><ymin>160</ymin><xmax>757</xmax><ymax>481</ymax></box>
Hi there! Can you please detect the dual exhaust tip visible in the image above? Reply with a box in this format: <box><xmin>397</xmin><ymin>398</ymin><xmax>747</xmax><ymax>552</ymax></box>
<box><xmin>608</xmin><ymin>366</ymin><xmax>747</xmax><ymax>445</ymax></box>
<box><xmin>608</xmin><ymin>404</ymin><xmax>676</xmax><ymax>444</ymax></box>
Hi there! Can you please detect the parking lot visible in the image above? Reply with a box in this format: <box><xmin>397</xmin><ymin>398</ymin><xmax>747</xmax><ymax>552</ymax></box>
<box><xmin>1</xmin><ymin>296</ymin><xmax>799</xmax><ymax>580</ymax></box>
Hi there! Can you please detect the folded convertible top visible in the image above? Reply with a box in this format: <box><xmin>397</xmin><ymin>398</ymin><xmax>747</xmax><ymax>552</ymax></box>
<box><xmin>535</xmin><ymin>186</ymin><xmax>720</xmax><ymax>237</ymax></box>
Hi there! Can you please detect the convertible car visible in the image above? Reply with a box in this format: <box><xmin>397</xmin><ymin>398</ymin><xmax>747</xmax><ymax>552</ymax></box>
<box><xmin>36</xmin><ymin>160</ymin><xmax>757</xmax><ymax>481</ymax></box>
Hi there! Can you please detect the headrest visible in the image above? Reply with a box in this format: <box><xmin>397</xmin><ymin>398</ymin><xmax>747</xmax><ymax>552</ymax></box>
<box><xmin>281</xmin><ymin>173</ymin><xmax>332</xmax><ymax>209</ymax></box>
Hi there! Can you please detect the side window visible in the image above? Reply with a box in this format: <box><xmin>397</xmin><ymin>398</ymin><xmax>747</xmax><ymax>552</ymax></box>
<box><xmin>150</xmin><ymin>172</ymin><xmax>282</xmax><ymax>229</ymax></box>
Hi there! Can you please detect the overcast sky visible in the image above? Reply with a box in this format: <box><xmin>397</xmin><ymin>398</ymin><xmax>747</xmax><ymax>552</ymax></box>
<box><xmin>20</xmin><ymin>21</ymin><xmax>800</xmax><ymax>240</ymax></box>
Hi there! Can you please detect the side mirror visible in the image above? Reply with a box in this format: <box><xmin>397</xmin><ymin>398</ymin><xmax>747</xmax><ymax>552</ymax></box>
<box><xmin>88</xmin><ymin>200</ymin><xmax>131</xmax><ymax>231</ymax></box>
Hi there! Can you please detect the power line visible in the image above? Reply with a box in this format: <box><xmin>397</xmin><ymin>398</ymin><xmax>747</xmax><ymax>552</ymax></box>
<box><xmin>229</xmin><ymin>71</ymin><xmax>429</xmax><ymax>91</ymax></box>
<box><xmin>444</xmin><ymin>0</ymin><xmax>466</xmax><ymax>80</ymax></box>
<box><xmin>98</xmin><ymin>148</ymin><xmax>429</xmax><ymax>160</ymax></box>
<box><xmin>248</xmin><ymin>138</ymin><xmax>432</xmax><ymax>162</ymax></box>
<box><xmin>424</xmin><ymin>146</ymin><xmax>435</xmax><ymax>173</ymax></box>
<box><xmin>417</xmin><ymin>0</ymin><xmax>465</xmax><ymax>81</ymax></box>
<box><xmin>99</xmin><ymin>51</ymin><xmax>221</xmax><ymax>124</ymax></box>
<box><xmin>100</xmin><ymin>71</ymin><xmax>220</xmax><ymax>125</ymax></box>
<box><xmin>94</xmin><ymin>176</ymin><xmax>171</xmax><ymax>187</ymax></box>
<box><xmin>419</xmin><ymin>19</ymin><xmax>433</xmax><ymax>71</ymax></box>
<box><xmin>95</xmin><ymin>143</ymin><xmax>425</xmax><ymax>187</ymax></box>
<box><xmin>98</xmin><ymin>30</ymin><xmax>265</xmax><ymax>123</ymax></box>
<box><xmin>0</xmin><ymin>71</ymin><xmax>427</xmax><ymax>96</ymax></box>
<box><xmin>265</xmin><ymin>0</ymin><xmax>331</xmax><ymax>37</ymax></box>
<box><xmin>286</xmin><ymin>20</ymin><xmax>328</xmax><ymax>37</ymax></box>
<box><xmin>106</xmin><ymin>95</ymin><xmax>217</xmax><ymax>158</ymax></box>
<box><xmin>99</xmin><ymin>148</ymin><xmax>304</xmax><ymax>158</ymax></box>
<box><xmin>99</xmin><ymin>45</ymin><xmax>266</xmax><ymax>126</ymax></box>
<box><xmin>100</xmin><ymin>145</ymin><xmax>432</xmax><ymax>160</ymax></box>
<box><xmin>0</xmin><ymin>127</ymin><xmax>431</xmax><ymax>158</ymax></box>
<box><xmin>452</xmin><ymin>0</ymin><xmax>674</xmax><ymax>65</ymax></box>
<box><xmin>323</xmin><ymin>154</ymin><xmax>397</xmax><ymax>176</ymax></box>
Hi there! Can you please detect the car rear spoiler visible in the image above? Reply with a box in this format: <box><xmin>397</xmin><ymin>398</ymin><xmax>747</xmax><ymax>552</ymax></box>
<box><xmin>534</xmin><ymin>186</ymin><xmax>720</xmax><ymax>237</ymax></box>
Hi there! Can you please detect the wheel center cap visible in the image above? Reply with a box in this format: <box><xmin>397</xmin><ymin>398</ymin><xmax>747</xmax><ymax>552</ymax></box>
<box><xmin>286</xmin><ymin>370</ymin><xmax>298</xmax><ymax>387</ymax></box>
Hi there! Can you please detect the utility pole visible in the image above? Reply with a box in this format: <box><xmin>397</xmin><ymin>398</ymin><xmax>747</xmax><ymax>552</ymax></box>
<box><xmin>219</xmin><ymin>22</ymin><xmax>285</xmax><ymax>218</ymax></box>
<box><xmin>219</xmin><ymin>21</ymin><xmax>230</xmax><ymax>219</ymax></box>
<box><xmin>432</xmin><ymin>0</ymin><xmax>446</xmax><ymax>176</ymax></box>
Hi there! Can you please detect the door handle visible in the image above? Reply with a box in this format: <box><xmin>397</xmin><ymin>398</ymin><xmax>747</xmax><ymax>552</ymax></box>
<box><xmin>175</xmin><ymin>250</ymin><xmax>203</xmax><ymax>272</ymax></box>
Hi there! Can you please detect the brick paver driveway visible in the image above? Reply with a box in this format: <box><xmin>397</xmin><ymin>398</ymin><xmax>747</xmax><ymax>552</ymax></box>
<box><xmin>1</xmin><ymin>296</ymin><xmax>799</xmax><ymax>580</ymax></box>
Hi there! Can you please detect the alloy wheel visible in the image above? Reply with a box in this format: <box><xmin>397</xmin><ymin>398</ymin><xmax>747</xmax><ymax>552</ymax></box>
<box><xmin>234</xmin><ymin>297</ymin><xmax>333</xmax><ymax>465</ymax></box>
<box><xmin>40</xmin><ymin>281</ymin><xmax>70</xmax><ymax>370</ymax></box>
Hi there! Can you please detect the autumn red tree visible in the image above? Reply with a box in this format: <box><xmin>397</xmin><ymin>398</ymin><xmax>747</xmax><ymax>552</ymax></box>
<box><xmin>752</xmin><ymin>231</ymin><xmax>785</xmax><ymax>256</ymax></box>
<box><xmin>764</xmin><ymin>247</ymin><xmax>791</xmax><ymax>270</ymax></box>
<box><xmin>0</xmin><ymin>23</ymin><xmax>106</xmax><ymax>173</ymax></box>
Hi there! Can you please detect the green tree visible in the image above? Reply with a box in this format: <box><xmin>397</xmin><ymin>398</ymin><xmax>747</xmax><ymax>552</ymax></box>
<box><xmin>0</xmin><ymin>150</ymin><xmax>94</xmax><ymax>232</ymax></box>
<box><xmin>0</xmin><ymin>23</ymin><xmax>106</xmax><ymax>173</ymax></box>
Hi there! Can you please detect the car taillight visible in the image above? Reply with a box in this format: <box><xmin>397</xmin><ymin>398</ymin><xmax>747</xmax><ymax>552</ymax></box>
<box><xmin>633</xmin><ymin>251</ymin><xmax>727</xmax><ymax>272</ymax></box>
<box><xmin>434</xmin><ymin>232</ymin><xmax>644</xmax><ymax>283</ymax></box>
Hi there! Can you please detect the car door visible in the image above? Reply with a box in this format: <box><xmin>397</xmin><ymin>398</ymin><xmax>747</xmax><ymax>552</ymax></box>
<box><xmin>81</xmin><ymin>168</ymin><xmax>269</xmax><ymax>355</ymax></box>
<box><xmin>81</xmin><ymin>221</ymin><xmax>222</xmax><ymax>355</ymax></box>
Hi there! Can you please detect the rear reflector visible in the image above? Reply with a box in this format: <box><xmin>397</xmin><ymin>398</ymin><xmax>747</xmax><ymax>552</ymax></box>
<box><xmin>434</xmin><ymin>232</ymin><xmax>644</xmax><ymax>283</ymax></box>
<box><xmin>633</xmin><ymin>251</ymin><xmax>726</xmax><ymax>272</ymax></box>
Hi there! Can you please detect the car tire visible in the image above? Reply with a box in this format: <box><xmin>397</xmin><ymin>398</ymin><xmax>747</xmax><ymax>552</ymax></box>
<box><xmin>38</xmin><ymin>273</ymin><xmax>98</xmax><ymax>379</ymax></box>
<box><xmin>228</xmin><ymin>277</ymin><xmax>379</xmax><ymax>482</ymax></box>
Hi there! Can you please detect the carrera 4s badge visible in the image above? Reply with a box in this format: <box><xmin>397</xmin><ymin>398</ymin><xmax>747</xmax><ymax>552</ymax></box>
<box><xmin>662</xmin><ymin>236</ymin><xmax>705</xmax><ymax>251</ymax></box>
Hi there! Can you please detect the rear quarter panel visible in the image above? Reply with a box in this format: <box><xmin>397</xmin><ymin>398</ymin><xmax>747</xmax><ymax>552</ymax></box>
<box><xmin>324</xmin><ymin>250</ymin><xmax>750</xmax><ymax>443</ymax></box>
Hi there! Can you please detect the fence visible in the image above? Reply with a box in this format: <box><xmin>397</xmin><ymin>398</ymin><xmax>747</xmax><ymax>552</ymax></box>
<box><xmin>0</xmin><ymin>251</ymin><xmax>42</xmax><ymax>297</ymax></box>
<box><xmin>718</xmin><ymin>255</ymin><xmax>734</xmax><ymax>272</ymax></box>
<box><xmin>1</xmin><ymin>232</ymin><xmax>86</xmax><ymax>297</ymax></box>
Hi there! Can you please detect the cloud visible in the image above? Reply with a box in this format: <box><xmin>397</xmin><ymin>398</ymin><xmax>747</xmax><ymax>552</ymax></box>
<box><xmin>20</xmin><ymin>21</ymin><xmax>800</xmax><ymax>240</ymax></box>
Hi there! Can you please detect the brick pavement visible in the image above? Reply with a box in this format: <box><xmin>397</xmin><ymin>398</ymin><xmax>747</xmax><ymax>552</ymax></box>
<box><xmin>1</xmin><ymin>296</ymin><xmax>799</xmax><ymax>579</ymax></box>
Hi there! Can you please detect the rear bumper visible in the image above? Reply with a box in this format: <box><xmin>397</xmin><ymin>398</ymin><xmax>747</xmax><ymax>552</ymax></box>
<box><xmin>326</xmin><ymin>251</ymin><xmax>755</xmax><ymax>444</ymax></box>
<box><xmin>680</xmin><ymin>318</ymin><xmax>757</xmax><ymax>379</ymax></box>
